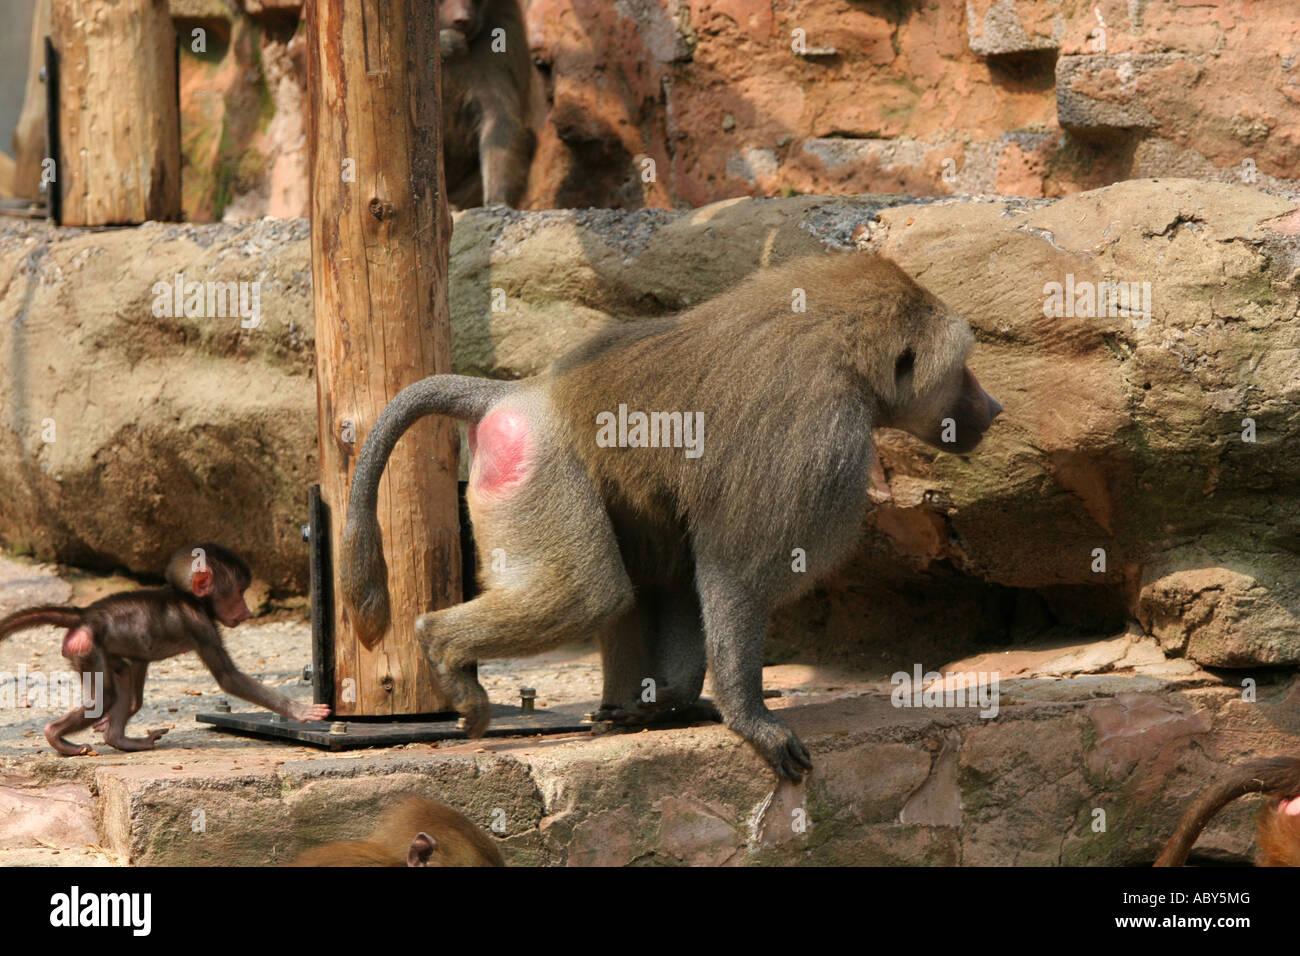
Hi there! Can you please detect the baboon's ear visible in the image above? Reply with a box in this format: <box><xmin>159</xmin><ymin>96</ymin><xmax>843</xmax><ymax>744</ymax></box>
<box><xmin>407</xmin><ymin>832</ymin><xmax>437</xmax><ymax>867</ymax></box>
<box><xmin>191</xmin><ymin>568</ymin><xmax>215</xmax><ymax>597</ymax></box>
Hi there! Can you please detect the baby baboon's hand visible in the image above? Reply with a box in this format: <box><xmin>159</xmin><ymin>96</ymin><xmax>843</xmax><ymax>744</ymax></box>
<box><xmin>293</xmin><ymin>703</ymin><xmax>331</xmax><ymax>722</ymax></box>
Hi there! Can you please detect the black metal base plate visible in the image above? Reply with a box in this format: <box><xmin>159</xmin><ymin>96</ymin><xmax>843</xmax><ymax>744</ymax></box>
<box><xmin>196</xmin><ymin>702</ymin><xmax>596</xmax><ymax>751</ymax></box>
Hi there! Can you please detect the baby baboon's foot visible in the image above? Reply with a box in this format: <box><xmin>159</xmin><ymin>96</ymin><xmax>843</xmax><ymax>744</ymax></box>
<box><xmin>735</xmin><ymin>714</ymin><xmax>813</xmax><ymax>782</ymax></box>
<box><xmin>104</xmin><ymin>727</ymin><xmax>169</xmax><ymax>753</ymax></box>
<box><xmin>45</xmin><ymin>725</ymin><xmax>95</xmax><ymax>757</ymax></box>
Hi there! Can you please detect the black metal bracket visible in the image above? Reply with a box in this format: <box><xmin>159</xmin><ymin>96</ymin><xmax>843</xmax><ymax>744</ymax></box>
<box><xmin>305</xmin><ymin>480</ymin><xmax>480</xmax><ymax>714</ymax></box>
<box><xmin>307</xmin><ymin>483</ymin><xmax>334</xmax><ymax>709</ymax></box>
<box><xmin>43</xmin><ymin>36</ymin><xmax>61</xmax><ymax>225</ymax></box>
<box><xmin>197</xmin><ymin>702</ymin><xmax>596</xmax><ymax>751</ymax></box>
<box><xmin>205</xmin><ymin>483</ymin><xmax>571</xmax><ymax>749</ymax></box>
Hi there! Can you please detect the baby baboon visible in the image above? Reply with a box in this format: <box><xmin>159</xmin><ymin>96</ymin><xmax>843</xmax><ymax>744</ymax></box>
<box><xmin>439</xmin><ymin>0</ymin><xmax>533</xmax><ymax>208</ymax></box>
<box><xmin>341</xmin><ymin>254</ymin><xmax>1001</xmax><ymax>780</ymax></box>
<box><xmin>287</xmin><ymin>796</ymin><xmax>504</xmax><ymax>867</ymax></box>
<box><xmin>0</xmin><ymin>544</ymin><xmax>329</xmax><ymax>755</ymax></box>
<box><xmin>1155</xmin><ymin>756</ymin><xmax>1300</xmax><ymax>866</ymax></box>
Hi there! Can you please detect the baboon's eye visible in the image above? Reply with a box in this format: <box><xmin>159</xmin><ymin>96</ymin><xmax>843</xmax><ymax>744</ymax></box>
<box><xmin>895</xmin><ymin>348</ymin><xmax>915</xmax><ymax>381</ymax></box>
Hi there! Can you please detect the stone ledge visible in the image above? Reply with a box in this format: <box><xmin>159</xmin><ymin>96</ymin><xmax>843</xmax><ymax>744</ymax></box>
<box><xmin>77</xmin><ymin>666</ymin><xmax>1300</xmax><ymax>866</ymax></box>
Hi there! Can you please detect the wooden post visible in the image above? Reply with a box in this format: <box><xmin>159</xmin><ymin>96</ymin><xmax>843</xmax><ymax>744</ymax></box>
<box><xmin>306</xmin><ymin>0</ymin><xmax>461</xmax><ymax>716</ymax></box>
<box><xmin>10</xmin><ymin>0</ymin><xmax>50</xmax><ymax>200</ymax></box>
<box><xmin>50</xmin><ymin>0</ymin><xmax>180</xmax><ymax>225</ymax></box>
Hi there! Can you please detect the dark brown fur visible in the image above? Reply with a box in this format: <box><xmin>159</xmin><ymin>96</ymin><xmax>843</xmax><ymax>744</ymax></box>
<box><xmin>439</xmin><ymin>0</ymin><xmax>533</xmax><ymax>208</ymax></box>
<box><xmin>340</xmin><ymin>253</ymin><xmax>1000</xmax><ymax>780</ymax></box>
<box><xmin>1155</xmin><ymin>756</ymin><xmax>1300</xmax><ymax>866</ymax></box>
<box><xmin>287</xmin><ymin>796</ymin><xmax>504</xmax><ymax>867</ymax></box>
<box><xmin>0</xmin><ymin>543</ymin><xmax>329</xmax><ymax>755</ymax></box>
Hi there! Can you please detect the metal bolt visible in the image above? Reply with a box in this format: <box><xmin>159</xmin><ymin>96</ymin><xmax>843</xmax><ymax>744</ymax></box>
<box><xmin>329</xmin><ymin>722</ymin><xmax>347</xmax><ymax>735</ymax></box>
<box><xmin>302</xmin><ymin>664</ymin><xmax>313</xmax><ymax>682</ymax></box>
<box><xmin>271</xmin><ymin>714</ymin><xmax>285</xmax><ymax>724</ymax></box>
<box><xmin>582</xmin><ymin>711</ymin><xmax>597</xmax><ymax>723</ymax></box>
<box><xmin>301</xmin><ymin>524</ymin><xmax>311</xmax><ymax>542</ymax></box>
<box><xmin>455</xmin><ymin>717</ymin><xmax>468</xmax><ymax>730</ymax></box>
<box><xmin>519</xmin><ymin>686</ymin><xmax>536</xmax><ymax>714</ymax></box>
<box><xmin>214</xmin><ymin>698</ymin><xmax>231</xmax><ymax>713</ymax></box>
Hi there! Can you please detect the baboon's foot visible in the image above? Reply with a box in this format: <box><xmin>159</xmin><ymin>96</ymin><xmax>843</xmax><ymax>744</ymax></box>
<box><xmin>732</xmin><ymin>713</ymin><xmax>812</xmax><ymax>782</ymax></box>
<box><xmin>594</xmin><ymin>694</ymin><xmax>723</xmax><ymax>728</ymax></box>
<box><xmin>438</xmin><ymin>662</ymin><xmax>491</xmax><ymax>738</ymax></box>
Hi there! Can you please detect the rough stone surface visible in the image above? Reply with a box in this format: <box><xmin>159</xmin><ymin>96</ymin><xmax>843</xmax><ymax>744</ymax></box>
<box><xmin>2</xmin><ymin>180</ymin><xmax>1299</xmax><ymax>671</ymax></box>
<box><xmin>0</xmin><ymin>218</ymin><xmax>316</xmax><ymax>592</ymax></box>
<box><xmin>966</xmin><ymin>0</ymin><xmax>1062</xmax><ymax>57</ymax></box>
<box><xmin>163</xmin><ymin>0</ymin><xmax>1300</xmax><ymax>218</ymax></box>
<box><xmin>4</xmin><ymin>667</ymin><xmax>1294</xmax><ymax>866</ymax></box>
<box><xmin>1056</xmin><ymin>54</ymin><xmax>1181</xmax><ymax>132</ymax></box>
<box><xmin>0</xmin><ymin>776</ymin><xmax>97</xmax><ymax>849</ymax></box>
<box><xmin>2</xmin><ymin>543</ymin><xmax>1296</xmax><ymax>866</ymax></box>
<box><xmin>1138</xmin><ymin>568</ymin><xmax>1300</xmax><ymax>667</ymax></box>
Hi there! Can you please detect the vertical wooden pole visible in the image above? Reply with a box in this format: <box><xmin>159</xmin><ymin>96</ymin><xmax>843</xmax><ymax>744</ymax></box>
<box><xmin>306</xmin><ymin>0</ymin><xmax>461</xmax><ymax>715</ymax></box>
<box><xmin>11</xmin><ymin>0</ymin><xmax>50</xmax><ymax>200</ymax></box>
<box><xmin>50</xmin><ymin>0</ymin><xmax>180</xmax><ymax>225</ymax></box>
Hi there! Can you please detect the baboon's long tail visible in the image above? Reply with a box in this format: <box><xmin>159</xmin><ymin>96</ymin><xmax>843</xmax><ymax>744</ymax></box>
<box><xmin>1155</xmin><ymin>756</ymin><xmax>1300</xmax><ymax>866</ymax></box>
<box><xmin>340</xmin><ymin>374</ymin><xmax>514</xmax><ymax>643</ymax></box>
<box><xmin>0</xmin><ymin>606</ymin><xmax>82</xmax><ymax>643</ymax></box>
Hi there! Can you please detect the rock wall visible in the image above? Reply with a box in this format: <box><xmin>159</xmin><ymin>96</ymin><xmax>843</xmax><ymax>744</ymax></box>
<box><xmin>2</xmin><ymin>179</ymin><xmax>1298</xmax><ymax>672</ymax></box>
<box><xmin>122</xmin><ymin>0</ymin><xmax>1300</xmax><ymax>218</ymax></box>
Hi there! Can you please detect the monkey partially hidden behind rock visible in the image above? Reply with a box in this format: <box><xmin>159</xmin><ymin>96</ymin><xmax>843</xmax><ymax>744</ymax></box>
<box><xmin>341</xmin><ymin>253</ymin><xmax>1002</xmax><ymax>781</ymax></box>
<box><xmin>438</xmin><ymin>0</ymin><xmax>533</xmax><ymax>208</ymax></box>
<box><xmin>0</xmin><ymin>543</ymin><xmax>330</xmax><ymax>755</ymax></box>
<box><xmin>1156</xmin><ymin>756</ymin><xmax>1300</xmax><ymax>866</ymax></box>
<box><xmin>287</xmin><ymin>796</ymin><xmax>505</xmax><ymax>867</ymax></box>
